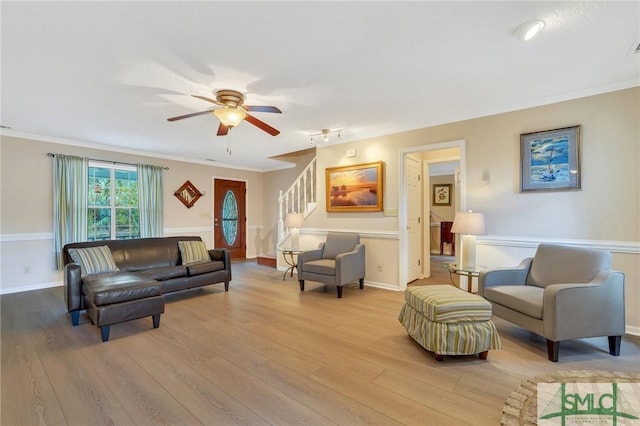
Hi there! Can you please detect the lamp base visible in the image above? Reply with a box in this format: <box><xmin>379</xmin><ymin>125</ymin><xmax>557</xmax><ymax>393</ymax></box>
<box><xmin>291</xmin><ymin>228</ymin><xmax>299</xmax><ymax>250</ymax></box>
<box><xmin>460</xmin><ymin>235</ymin><xmax>477</xmax><ymax>269</ymax></box>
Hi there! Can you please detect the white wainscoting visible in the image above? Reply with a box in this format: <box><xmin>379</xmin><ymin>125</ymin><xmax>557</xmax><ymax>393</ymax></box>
<box><xmin>2</xmin><ymin>231</ymin><xmax>639</xmax><ymax>336</ymax></box>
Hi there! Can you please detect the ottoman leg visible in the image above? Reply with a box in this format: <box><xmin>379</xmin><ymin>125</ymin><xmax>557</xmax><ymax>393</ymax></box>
<box><xmin>152</xmin><ymin>313</ymin><xmax>161</xmax><ymax>329</ymax></box>
<box><xmin>434</xmin><ymin>354</ymin><xmax>444</xmax><ymax>362</ymax></box>
<box><xmin>479</xmin><ymin>351</ymin><xmax>488</xmax><ymax>360</ymax></box>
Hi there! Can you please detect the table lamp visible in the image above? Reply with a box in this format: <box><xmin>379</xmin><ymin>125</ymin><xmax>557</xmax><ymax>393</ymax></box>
<box><xmin>451</xmin><ymin>210</ymin><xmax>486</xmax><ymax>269</ymax></box>
<box><xmin>285</xmin><ymin>213</ymin><xmax>304</xmax><ymax>249</ymax></box>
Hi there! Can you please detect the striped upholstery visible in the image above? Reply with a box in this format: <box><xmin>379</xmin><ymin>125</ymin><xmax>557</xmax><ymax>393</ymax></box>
<box><xmin>178</xmin><ymin>240</ymin><xmax>210</xmax><ymax>265</ymax></box>
<box><xmin>68</xmin><ymin>245</ymin><xmax>119</xmax><ymax>277</ymax></box>
<box><xmin>398</xmin><ymin>285</ymin><xmax>502</xmax><ymax>356</ymax></box>
<box><xmin>404</xmin><ymin>285</ymin><xmax>493</xmax><ymax>322</ymax></box>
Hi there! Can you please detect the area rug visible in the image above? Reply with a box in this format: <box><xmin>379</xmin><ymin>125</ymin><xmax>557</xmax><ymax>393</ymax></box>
<box><xmin>501</xmin><ymin>370</ymin><xmax>640</xmax><ymax>425</ymax></box>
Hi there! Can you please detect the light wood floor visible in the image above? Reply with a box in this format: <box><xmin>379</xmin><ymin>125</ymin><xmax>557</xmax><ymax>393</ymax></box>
<box><xmin>2</xmin><ymin>260</ymin><xmax>639</xmax><ymax>425</ymax></box>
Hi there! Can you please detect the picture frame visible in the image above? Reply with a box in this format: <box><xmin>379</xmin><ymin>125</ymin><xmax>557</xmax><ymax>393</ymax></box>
<box><xmin>520</xmin><ymin>125</ymin><xmax>581</xmax><ymax>192</ymax></box>
<box><xmin>174</xmin><ymin>180</ymin><xmax>203</xmax><ymax>208</ymax></box>
<box><xmin>432</xmin><ymin>184</ymin><xmax>452</xmax><ymax>206</ymax></box>
<box><xmin>325</xmin><ymin>161</ymin><xmax>384</xmax><ymax>212</ymax></box>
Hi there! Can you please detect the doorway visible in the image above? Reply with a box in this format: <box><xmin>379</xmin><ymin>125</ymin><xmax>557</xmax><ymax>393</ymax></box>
<box><xmin>213</xmin><ymin>178</ymin><xmax>246</xmax><ymax>260</ymax></box>
<box><xmin>399</xmin><ymin>140</ymin><xmax>465</xmax><ymax>289</ymax></box>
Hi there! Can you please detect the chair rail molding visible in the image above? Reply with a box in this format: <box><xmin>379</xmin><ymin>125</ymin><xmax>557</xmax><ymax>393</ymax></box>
<box><xmin>477</xmin><ymin>235</ymin><xmax>640</xmax><ymax>254</ymax></box>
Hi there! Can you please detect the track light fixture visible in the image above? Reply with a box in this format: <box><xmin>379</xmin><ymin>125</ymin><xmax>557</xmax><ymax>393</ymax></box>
<box><xmin>308</xmin><ymin>128</ymin><xmax>343</xmax><ymax>144</ymax></box>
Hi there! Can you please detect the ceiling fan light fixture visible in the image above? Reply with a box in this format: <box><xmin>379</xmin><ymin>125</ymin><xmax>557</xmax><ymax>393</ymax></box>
<box><xmin>214</xmin><ymin>107</ymin><xmax>247</xmax><ymax>128</ymax></box>
<box><xmin>513</xmin><ymin>20</ymin><xmax>545</xmax><ymax>41</ymax></box>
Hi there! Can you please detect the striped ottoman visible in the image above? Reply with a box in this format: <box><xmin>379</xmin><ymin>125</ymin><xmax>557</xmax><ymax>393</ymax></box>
<box><xmin>398</xmin><ymin>285</ymin><xmax>502</xmax><ymax>361</ymax></box>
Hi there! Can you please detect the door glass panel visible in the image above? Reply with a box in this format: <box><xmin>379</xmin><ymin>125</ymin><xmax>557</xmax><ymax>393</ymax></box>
<box><xmin>222</xmin><ymin>190</ymin><xmax>238</xmax><ymax>245</ymax></box>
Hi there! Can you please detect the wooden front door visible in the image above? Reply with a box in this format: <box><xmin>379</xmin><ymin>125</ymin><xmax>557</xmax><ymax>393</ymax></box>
<box><xmin>214</xmin><ymin>179</ymin><xmax>246</xmax><ymax>260</ymax></box>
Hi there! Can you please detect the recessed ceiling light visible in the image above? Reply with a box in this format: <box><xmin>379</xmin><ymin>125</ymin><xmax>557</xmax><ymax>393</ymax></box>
<box><xmin>513</xmin><ymin>20</ymin><xmax>545</xmax><ymax>41</ymax></box>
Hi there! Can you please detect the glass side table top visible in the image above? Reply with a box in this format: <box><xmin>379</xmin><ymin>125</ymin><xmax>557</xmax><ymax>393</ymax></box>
<box><xmin>442</xmin><ymin>262</ymin><xmax>485</xmax><ymax>275</ymax></box>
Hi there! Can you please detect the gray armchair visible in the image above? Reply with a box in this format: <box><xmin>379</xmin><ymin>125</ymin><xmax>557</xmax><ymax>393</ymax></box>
<box><xmin>297</xmin><ymin>232</ymin><xmax>365</xmax><ymax>298</ymax></box>
<box><xmin>479</xmin><ymin>244</ymin><xmax>625</xmax><ymax>362</ymax></box>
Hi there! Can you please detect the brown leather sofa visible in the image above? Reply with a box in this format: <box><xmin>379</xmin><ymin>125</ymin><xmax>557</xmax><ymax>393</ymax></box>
<box><xmin>63</xmin><ymin>236</ymin><xmax>231</xmax><ymax>341</ymax></box>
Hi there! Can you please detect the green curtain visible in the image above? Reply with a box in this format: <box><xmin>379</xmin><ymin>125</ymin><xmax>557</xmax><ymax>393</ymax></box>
<box><xmin>53</xmin><ymin>154</ymin><xmax>88</xmax><ymax>269</ymax></box>
<box><xmin>137</xmin><ymin>164</ymin><xmax>164</xmax><ymax>237</ymax></box>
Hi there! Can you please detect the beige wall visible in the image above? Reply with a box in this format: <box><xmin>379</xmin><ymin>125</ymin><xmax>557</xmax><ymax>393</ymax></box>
<box><xmin>1</xmin><ymin>87</ymin><xmax>639</xmax><ymax>332</ymax></box>
<box><xmin>306</xmin><ymin>88</ymin><xmax>639</xmax><ymax>242</ymax></box>
<box><xmin>285</xmin><ymin>87</ymin><xmax>640</xmax><ymax>332</ymax></box>
<box><xmin>0</xmin><ymin>136</ymin><xmax>265</xmax><ymax>292</ymax></box>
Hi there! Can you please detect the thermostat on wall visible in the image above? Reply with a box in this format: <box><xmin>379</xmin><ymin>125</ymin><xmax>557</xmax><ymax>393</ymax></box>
<box><xmin>346</xmin><ymin>148</ymin><xmax>356</xmax><ymax>158</ymax></box>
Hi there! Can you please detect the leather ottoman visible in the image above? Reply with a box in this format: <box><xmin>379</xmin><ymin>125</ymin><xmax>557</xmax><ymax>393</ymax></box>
<box><xmin>78</xmin><ymin>272</ymin><xmax>165</xmax><ymax>342</ymax></box>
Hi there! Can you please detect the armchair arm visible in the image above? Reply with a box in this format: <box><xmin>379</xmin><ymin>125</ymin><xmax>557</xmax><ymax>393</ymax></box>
<box><xmin>335</xmin><ymin>244</ymin><xmax>365</xmax><ymax>285</ymax></box>
<box><xmin>64</xmin><ymin>263</ymin><xmax>84</xmax><ymax>312</ymax></box>
<box><xmin>296</xmin><ymin>246</ymin><xmax>323</xmax><ymax>275</ymax></box>
<box><xmin>543</xmin><ymin>270</ymin><xmax>625</xmax><ymax>341</ymax></box>
<box><xmin>478</xmin><ymin>258</ymin><xmax>533</xmax><ymax>296</ymax></box>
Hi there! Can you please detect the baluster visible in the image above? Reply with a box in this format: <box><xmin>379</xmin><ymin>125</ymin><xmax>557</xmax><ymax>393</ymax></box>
<box><xmin>310</xmin><ymin>160</ymin><xmax>315</xmax><ymax>205</ymax></box>
<box><xmin>302</xmin><ymin>174</ymin><xmax>308</xmax><ymax>214</ymax></box>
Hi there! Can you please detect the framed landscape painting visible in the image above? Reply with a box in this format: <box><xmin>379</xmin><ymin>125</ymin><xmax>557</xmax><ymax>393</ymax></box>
<box><xmin>325</xmin><ymin>161</ymin><xmax>384</xmax><ymax>212</ymax></box>
<box><xmin>520</xmin><ymin>125</ymin><xmax>581</xmax><ymax>192</ymax></box>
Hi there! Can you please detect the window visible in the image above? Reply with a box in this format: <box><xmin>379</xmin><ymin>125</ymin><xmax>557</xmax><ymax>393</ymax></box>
<box><xmin>88</xmin><ymin>162</ymin><xmax>139</xmax><ymax>241</ymax></box>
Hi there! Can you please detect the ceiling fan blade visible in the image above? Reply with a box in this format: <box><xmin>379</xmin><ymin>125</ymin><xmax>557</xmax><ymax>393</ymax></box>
<box><xmin>192</xmin><ymin>95</ymin><xmax>225</xmax><ymax>106</ymax></box>
<box><xmin>243</xmin><ymin>105</ymin><xmax>282</xmax><ymax>113</ymax></box>
<box><xmin>217</xmin><ymin>122</ymin><xmax>230</xmax><ymax>136</ymax></box>
<box><xmin>245</xmin><ymin>113</ymin><xmax>280</xmax><ymax>136</ymax></box>
<box><xmin>167</xmin><ymin>110</ymin><xmax>213</xmax><ymax>122</ymax></box>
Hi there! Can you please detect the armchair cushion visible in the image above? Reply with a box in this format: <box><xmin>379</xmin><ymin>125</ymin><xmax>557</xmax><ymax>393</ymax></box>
<box><xmin>483</xmin><ymin>286</ymin><xmax>543</xmax><ymax>319</ymax></box>
<box><xmin>303</xmin><ymin>259</ymin><xmax>336</xmax><ymax>275</ymax></box>
<box><xmin>322</xmin><ymin>233</ymin><xmax>360</xmax><ymax>259</ymax></box>
<box><xmin>527</xmin><ymin>244</ymin><xmax>611</xmax><ymax>287</ymax></box>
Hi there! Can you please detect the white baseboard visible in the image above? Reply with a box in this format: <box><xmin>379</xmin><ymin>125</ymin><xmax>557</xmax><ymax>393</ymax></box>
<box><xmin>1</xmin><ymin>281</ymin><xmax>62</xmax><ymax>295</ymax></box>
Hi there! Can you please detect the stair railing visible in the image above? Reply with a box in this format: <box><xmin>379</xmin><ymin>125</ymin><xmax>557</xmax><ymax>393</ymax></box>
<box><xmin>278</xmin><ymin>156</ymin><xmax>317</xmax><ymax>245</ymax></box>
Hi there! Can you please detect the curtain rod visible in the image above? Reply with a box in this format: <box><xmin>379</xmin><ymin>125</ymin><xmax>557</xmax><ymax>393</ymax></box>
<box><xmin>47</xmin><ymin>153</ymin><xmax>169</xmax><ymax>170</ymax></box>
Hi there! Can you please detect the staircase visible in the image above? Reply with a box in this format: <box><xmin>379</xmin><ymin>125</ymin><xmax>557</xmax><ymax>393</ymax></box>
<box><xmin>256</xmin><ymin>156</ymin><xmax>317</xmax><ymax>267</ymax></box>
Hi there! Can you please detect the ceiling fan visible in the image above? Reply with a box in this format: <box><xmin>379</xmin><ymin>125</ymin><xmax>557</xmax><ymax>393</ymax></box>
<box><xmin>167</xmin><ymin>89</ymin><xmax>282</xmax><ymax>136</ymax></box>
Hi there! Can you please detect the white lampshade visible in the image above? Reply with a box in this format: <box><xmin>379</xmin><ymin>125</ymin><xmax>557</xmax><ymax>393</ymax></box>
<box><xmin>213</xmin><ymin>107</ymin><xmax>247</xmax><ymax>128</ymax></box>
<box><xmin>285</xmin><ymin>213</ymin><xmax>304</xmax><ymax>229</ymax></box>
<box><xmin>451</xmin><ymin>211</ymin><xmax>486</xmax><ymax>236</ymax></box>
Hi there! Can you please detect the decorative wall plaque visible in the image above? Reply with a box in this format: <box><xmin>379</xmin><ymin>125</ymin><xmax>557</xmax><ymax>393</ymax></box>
<box><xmin>174</xmin><ymin>180</ymin><xmax>203</xmax><ymax>208</ymax></box>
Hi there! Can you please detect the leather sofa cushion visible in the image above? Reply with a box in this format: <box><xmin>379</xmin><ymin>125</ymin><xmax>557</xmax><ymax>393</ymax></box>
<box><xmin>484</xmin><ymin>285</ymin><xmax>544</xmax><ymax>319</ymax></box>
<box><xmin>301</xmin><ymin>259</ymin><xmax>336</xmax><ymax>275</ymax></box>
<box><xmin>140</xmin><ymin>265</ymin><xmax>187</xmax><ymax>281</ymax></box>
<box><xmin>83</xmin><ymin>272</ymin><xmax>161</xmax><ymax>306</ymax></box>
<box><xmin>187</xmin><ymin>261</ymin><xmax>225</xmax><ymax>276</ymax></box>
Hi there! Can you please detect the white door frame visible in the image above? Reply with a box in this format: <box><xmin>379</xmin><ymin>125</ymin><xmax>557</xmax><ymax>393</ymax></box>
<box><xmin>398</xmin><ymin>139</ymin><xmax>466</xmax><ymax>290</ymax></box>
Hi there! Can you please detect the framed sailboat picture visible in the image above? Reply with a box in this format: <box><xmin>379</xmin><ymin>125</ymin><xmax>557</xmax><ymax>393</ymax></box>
<box><xmin>520</xmin><ymin>125</ymin><xmax>581</xmax><ymax>192</ymax></box>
